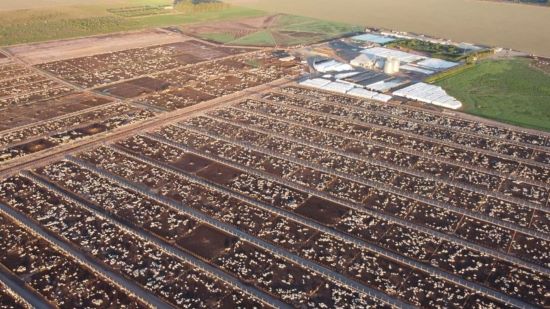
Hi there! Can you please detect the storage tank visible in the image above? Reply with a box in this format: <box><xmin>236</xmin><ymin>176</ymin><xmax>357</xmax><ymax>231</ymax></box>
<box><xmin>384</xmin><ymin>57</ymin><xmax>400</xmax><ymax>74</ymax></box>
<box><xmin>391</xmin><ymin>58</ymin><xmax>400</xmax><ymax>73</ymax></box>
<box><xmin>384</xmin><ymin>58</ymin><xmax>394</xmax><ymax>74</ymax></box>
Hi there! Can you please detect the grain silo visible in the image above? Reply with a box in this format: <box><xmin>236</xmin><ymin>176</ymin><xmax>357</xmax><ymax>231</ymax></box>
<box><xmin>384</xmin><ymin>57</ymin><xmax>400</xmax><ymax>74</ymax></box>
<box><xmin>391</xmin><ymin>57</ymin><xmax>400</xmax><ymax>73</ymax></box>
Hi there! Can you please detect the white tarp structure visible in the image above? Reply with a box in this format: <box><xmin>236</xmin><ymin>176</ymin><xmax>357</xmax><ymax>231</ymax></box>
<box><xmin>350</xmin><ymin>54</ymin><xmax>381</xmax><ymax>69</ymax></box>
<box><xmin>416</xmin><ymin>58</ymin><xmax>458</xmax><ymax>71</ymax></box>
<box><xmin>299</xmin><ymin>78</ymin><xmax>331</xmax><ymax>88</ymax></box>
<box><xmin>298</xmin><ymin>79</ymin><xmax>393</xmax><ymax>103</ymax></box>
<box><xmin>347</xmin><ymin>88</ymin><xmax>392</xmax><ymax>102</ymax></box>
<box><xmin>393</xmin><ymin>83</ymin><xmax>462</xmax><ymax>109</ymax></box>
<box><xmin>352</xmin><ymin>33</ymin><xmax>396</xmax><ymax>44</ymax></box>
<box><xmin>361</xmin><ymin>47</ymin><xmax>425</xmax><ymax>63</ymax></box>
<box><xmin>320</xmin><ymin>81</ymin><xmax>355</xmax><ymax>94</ymax></box>
<box><xmin>313</xmin><ymin>60</ymin><xmax>354</xmax><ymax>73</ymax></box>
<box><xmin>335</xmin><ymin>72</ymin><xmax>360</xmax><ymax>79</ymax></box>
<box><xmin>347</xmin><ymin>88</ymin><xmax>379</xmax><ymax>99</ymax></box>
<box><xmin>366</xmin><ymin>78</ymin><xmax>408</xmax><ymax>93</ymax></box>
<box><xmin>400</xmin><ymin>64</ymin><xmax>435</xmax><ymax>75</ymax></box>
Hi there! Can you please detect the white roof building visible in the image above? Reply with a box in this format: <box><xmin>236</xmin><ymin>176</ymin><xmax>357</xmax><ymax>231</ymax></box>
<box><xmin>298</xmin><ymin>79</ymin><xmax>393</xmax><ymax>103</ymax></box>
<box><xmin>299</xmin><ymin>78</ymin><xmax>331</xmax><ymax>88</ymax></box>
<box><xmin>313</xmin><ymin>60</ymin><xmax>353</xmax><ymax>73</ymax></box>
<box><xmin>400</xmin><ymin>64</ymin><xmax>435</xmax><ymax>75</ymax></box>
<box><xmin>361</xmin><ymin>47</ymin><xmax>426</xmax><ymax>63</ymax></box>
<box><xmin>346</xmin><ymin>88</ymin><xmax>393</xmax><ymax>102</ymax></box>
<box><xmin>416</xmin><ymin>58</ymin><xmax>458</xmax><ymax>71</ymax></box>
<box><xmin>335</xmin><ymin>72</ymin><xmax>360</xmax><ymax>79</ymax></box>
<box><xmin>350</xmin><ymin>54</ymin><xmax>378</xmax><ymax>68</ymax></box>
<box><xmin>393</xmin><ymin>82</ymin><xmax>462</xmax><ymax>109</ymax></box>
<box><xmin>352</xmin><ymin>33</ymin><xmax>396</xmax><ymax>44</ymax></box>
<box><xmin>366</xmin><ymin>78</ymin><xmax>408</xmax><ymax>92</ymax></box>
<box><xmin>321</xmin><ymin>81</ymin><xmax>355</xmax><ymax>94</ymax></box>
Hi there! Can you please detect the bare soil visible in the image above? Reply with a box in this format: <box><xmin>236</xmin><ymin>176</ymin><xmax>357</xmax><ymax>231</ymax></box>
<box><xmin>173</xmin><ymin>153</ymin><xmax>213</xmax><ymax>173</ymax></box>
<box><xmin>295</xmin><ymin>196</ymin><xmax>350</xmax><ymax>226</ymax></box>
<box><xmin>1</xmin><ymin>93</ymin><xmax>111</xmax><ymax>128</ymax></box>
<box><xmin>196</xmin><ymin>163</ymin><xmax>244</xmax><ymax>185</ymax></box>
<box><xmin>128</xmin><ymin>77</ymin><xmax>170</xmax><ymax>92</ymax></box>
<box><xmin>183</xmin><ymin>15</ymin><xmax>282</xmax><ymax>41</ymax></box>
<box><xmin>7</xmin><ymin>29</ymin><xmax>191</xmax><ymax>65</ymax></box>
<box><xmin>177</xmin><ymin>225</ymin><xmax>238</xmax><ymax>260</ymax></box>
<box><xmin>97</xmin><ymin>82</ymin><xmax>152</xmax><ymax>99</ymax></box>
<box><xmin>175</xmin><ymin>87</ymin><xmax>216</xmax><ymax>102</ymax></box>
<box><xmin>75</xmin><ymin>123</ymin><xmax>107</xmax><ymax>136</ymax></box>
<box><xmin>15</xmin><ymin>138</ymin><xmax>56</xmax><ymax>153</ymax></box>
<box><xmin>172</xmin><ymin>53</ymin><xmax>204</xmax><ymax>65</ymax></box>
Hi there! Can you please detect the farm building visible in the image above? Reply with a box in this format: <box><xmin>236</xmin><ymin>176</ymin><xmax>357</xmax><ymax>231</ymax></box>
<box><xmin>393</xmin><ymin>82</ymin><xmax>462</xmax><ymax>109</ymax></box>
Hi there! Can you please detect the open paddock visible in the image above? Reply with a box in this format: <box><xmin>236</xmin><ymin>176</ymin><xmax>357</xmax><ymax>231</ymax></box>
<box><xmin>146</xmin><ymin>120</ymin><xmax>549</xmax><ymax>307</ymax></box>
<box><xmin>0</xmin><ymin>94</ymin><xmax>111</xmax><ymax>132</ymax></box>
<box><xmin>0</xmin><ymin>30</ymin><xmax>548</xmax><ymax>308</ymax></box>
<box><xmin>76</xmin><ymin>140</ymin><xmax>504</xmax><ymax>306</ymax></box>
<box><xmin>36</xmin><ymin>39</ymin><xmax>254</xmax><ymax>89</ymax></box>
<box><xmin>0</xmin><ymin>208</ymin><xmax>146</xmax><ymax>308</ymax></box>
<box><xmin>42</xmin><ymin>149</ymin><xmax>392</xmax><ymax>307</ymax></box>
<box><xmin>0</xmin><ymin>104</ymin><xmax>153</xmax><ymax>164</ymax></box>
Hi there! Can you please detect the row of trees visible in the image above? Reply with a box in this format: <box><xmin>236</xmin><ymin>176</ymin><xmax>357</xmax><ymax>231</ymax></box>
<box><xmin>173</xmin><ymin>0</ymin><xmax>229</xmax><ymax>12</ymax></box>
<box><xmin>173</xmin><ymin>0</ymin><xmax>221</xmax><ymax>5</ymax></box>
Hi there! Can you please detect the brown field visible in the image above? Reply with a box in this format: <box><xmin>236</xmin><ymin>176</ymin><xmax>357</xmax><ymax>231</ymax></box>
<box><xmin>228</xmin><ymin>0</ymin><xmax>550</xmax><ymax>56</ymax></box>
<box><xmin>0</xmin><ymin>0</ymin><xmax>171</xmax><ymax>11</ymax></box>
<box><xmin>6</xmin><ymin>29</ymin><xmax>189</xmax><ymax>65</ymax></box>
<box><xmin>182</xmin><ymin>14</ymin><xmax>280</xmax><ymax>42</ymax></box>
<box><xmin>181</xmin><ymin>13</ymin><xmax>357</xmax><ymax>47</ymax></box>
<box><xmin>185</xmin><ymin>14</ymin><xmax>279</xmax><ymax>35</ymax></box>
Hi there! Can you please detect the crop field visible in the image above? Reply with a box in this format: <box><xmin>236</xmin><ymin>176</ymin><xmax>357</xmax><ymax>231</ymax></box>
<box><xmin>436</xmin><ymin>59</ymin><xmax>550</xmax><ymax>132</ymax></box>
<box><xmin>226</xmin><ymin>0</ymin><xmax>550</xmax><ymax>57</ymax></box>
<box><xmin>181</xmin><ymin>14</ymin><xmax>362</xmax><ymax>47</ymax></box>
<box><xmin>0</xmin><ymin>2</ymin><xmax>265</xmax><ymax>46</ymax></box>
<box><xmin>0</xmin><ymin>75</ymin><xmax>548</xmax><ymax>307</ymax></box>
<box><xmin>0</xmin><ymin>0</ymin><xmax>171</xmax><ymax>11</ymax></box>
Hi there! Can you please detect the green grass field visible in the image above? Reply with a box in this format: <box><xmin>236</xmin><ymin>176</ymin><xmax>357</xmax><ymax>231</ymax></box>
<box><xmin>200</xmin><ymin>32</ymin><xmax>238</xmax><ymax>43</ymax></box>
<box><xmin>436</xmin><ymin>59</ymin><xmax>550</xmax><ymax>132</ymax></box>
<box><xmin>275</xmin><ymin>14</ymin><xmax>358</xmax><ymax>36</ymax></box>
<box><xmin>193</xmin><ymin>14</ymin><xmax>361</xmax><ymax>47</ymax></box>
<box><xmin>0</xmin><ymin>2</ymin><xmax>265</xmax><ymax>46</ymax></box>
<box><xmin>230</xmin><ymin>30</ymin><xmax>276</xmax><ymax>46</ymax></box>
<box><xmin>0</xmin><ymin>0</ymin><xmax>359</xmax><ymax>47</ymax></box>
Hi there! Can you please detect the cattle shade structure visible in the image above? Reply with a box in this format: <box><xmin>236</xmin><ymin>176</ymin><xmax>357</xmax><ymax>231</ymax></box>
<box><xmin>393</xmin><ymin>82</ymin><xmax>462</xmax><ymax>109</ymax></box>
<box><xmin>299</xmin><ymin>78</ymin><xmax>332</xmax><ymax>88</ymax></box>
<box><xmin>361</xmin><ymin>47</ymin><xmax>426</xmax><ymax>63</ymax></box>
<box><xmin>400</xmin><ymin>64</ymin><xmax>435</xmax><ymax>75</ymax></box>
<box><xmin>352</xmin><ymin>33</ymin><xmax>397</xmax><ymax>44</ymax></box>
<box><xmin>417</xmin><ymin>58</ymin><xmax>459</xmax><ymax>71</ymax></box>
<box><xmin>347</xmin><ymin>87</ymin><xmax>392</xmax><ymax>102</ymax></box>
<box><xmin>320</xmin><ymin>81</ymin><xmax>355</xmax><ymax>94</ymax></box>
<box><xmin>313</xmin><ymin>59</ymin><xmax>354</xmax><ymax>72</ymax></box>
<box><xmin>299</xmin><ymin>78</ymin><xmax>393</xmax><ymax>102</ymax></box>
<box><xmin>365</xmin><ymin>78</ymin><xmax>409</xmax><ymax>92</ymax></box>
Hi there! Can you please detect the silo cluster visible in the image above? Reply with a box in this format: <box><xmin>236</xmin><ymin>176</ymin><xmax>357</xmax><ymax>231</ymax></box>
<box><xmin>383</xmin><ymin>57</ymin><xmax>400</xmax><ymax>74</ymax></box>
